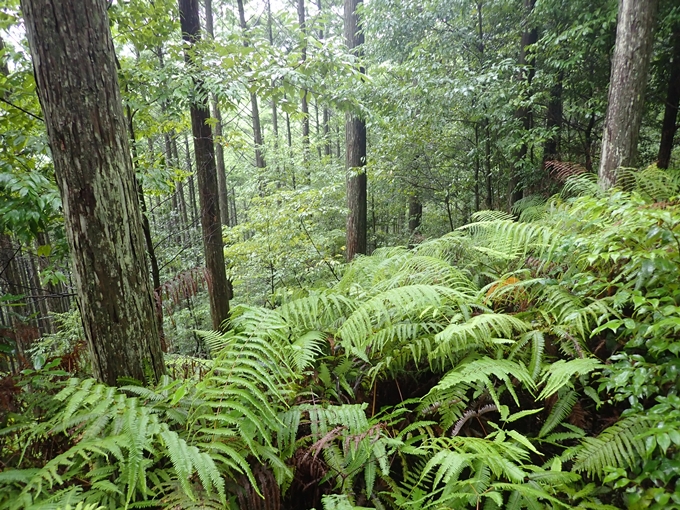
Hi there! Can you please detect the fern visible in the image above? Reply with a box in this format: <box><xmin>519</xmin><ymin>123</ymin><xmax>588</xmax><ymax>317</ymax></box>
<box><xmin>537</xmin><ymin>358</ymin><xmax>603</xmax><ymax>400</ymax></box>
<box><xmin>423</xmin><ymin>357</ymin><xmax>536</xmax><ymax>416</ymax></box>
<box><xmin>571</xmin><ymin>415</ymin><xmax>651</xmax><ymax>478</ymax></box>
<box><xmin>538</xmin><ymin>389</ymin><xmax>579</xmax><ymax>438</ymax></box>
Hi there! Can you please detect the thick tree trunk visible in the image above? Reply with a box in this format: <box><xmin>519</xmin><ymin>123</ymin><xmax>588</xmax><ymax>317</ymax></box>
<box><xmin>22</xmin><ymin>0</ymin><xmax>165</xmax><ymax>385</ymax></box>
<box><xmin>599</xmin><ymin>0</ymin><xmax>658</xmax><ymax>188</ymax></box>
<box><xmin>509</xmin><ymin>0</ymin><xmax>537</xmax><ymax>208</ymax></box>
<box><xmin>179</xmin><ymin>0</ymin><xmax>231</xmax><ymax>330</ymax></box>
<box><xmin>345</xmin><ymin>0</ymin><xmax>367</xmax><ymax>260</ymax></box>
<box><xmin>658</xmin><ymin>23</ymin><xmax>680</xmax><ymax>169</ymax></box>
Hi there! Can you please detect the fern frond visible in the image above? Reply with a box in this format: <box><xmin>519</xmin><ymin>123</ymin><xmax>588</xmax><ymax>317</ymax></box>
<box><xmin>538</xmin><ymin>389</ymin><xmax>578</xmax><ymax>438</ymax></box>
<box><xmin>338</xmin><ymin>284</ymin><xmax>470</xmax><ymax>360</ymax></box>
<box><xmin>537</xmin><ymin>358</ymin><xmax>602</xmax><ymax>400</ymax></box>
<box><xmin>425</xmin><ymin>357</ymin><xmax>535</xmax><ymax>411</ymax></box>
<box><xmin>159</xmin><ymin>425</ymin><xmax>226</xmax><ymax>503</ymax></box>
<box><xmin>572</xmin><ymin>415</ymin><xmax>651</xmax><ymax>478</ymax></box>
<box><xmin>431</xmin><ymin>313</ymin><xmax>531</xmax><ymax>366</ymax></box>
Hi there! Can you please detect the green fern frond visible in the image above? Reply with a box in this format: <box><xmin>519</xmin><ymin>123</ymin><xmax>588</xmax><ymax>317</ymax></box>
<box><xmin>538</xmin><ymin>389</ymin><xmax>578</xmax><ymax>438</ymax></box>
<box><xmin>57</xmin><ymin>503</ymin><xmax>106</xmax><ymax>510</ymax></box>
<box><xmin>471</xmin><ymin>210</ymin><xmax>516</xmax><ymax>222</ymax></box>
<box><xmin>288</xmin><ymin>330</ymin><xmax>326</xmax><ymax>372</ymax></box>
<box><xmin>559</xmin><ymin>173</ymin><xmax>599</xmax><ymax>198</ymax></box>
<box><xmin>431</xmin><ymin>313</ymin><xmax>531</xmax><ymax>366</ymax></box>
<box><xmin>537</xmin><ymin>358</ymin><xmax>602</xmax><ymax>400</ymax></box>
<box><xmin>425</xmin><ymin>357</ymin><xmax>535</xmax><ymax>411</ymax></box>
<box><xmin>572</xmin><ymin>415</ymin><xmax>651</xmax><ymax>478</ymax></box>
<box><xmin>159</xmin><ymin>425</ymin><xmax>226</xmax><ymax>503</ymax></box>
<box><xmin>278</xmin><ymin>291</ymin><xmax>357</xmax><ymax>332</ymax></box>
<box><xmin>511</xmin><ymin>195</ymin><xmax>547</xmax><ymax>222</ymax></box>
<box><xmin>338</xmin><ymin>284</ymin><xmax>470</xmax><ymax>359</ymax></box>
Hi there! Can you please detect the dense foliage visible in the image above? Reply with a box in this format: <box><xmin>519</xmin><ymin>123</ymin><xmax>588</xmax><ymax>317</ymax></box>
<box><xmin>2</xmin><ymin>0</ymin><xmax>680</xmax><ymax>508</ymax></box>
<box><xmin>3</xmin><ymin>172</ymin><xmax>680</xmax><ymax>509</ymax></box>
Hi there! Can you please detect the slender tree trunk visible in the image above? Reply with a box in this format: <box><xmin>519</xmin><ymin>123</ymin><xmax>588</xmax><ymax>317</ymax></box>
<box><xmin>298</xmin><ymin>0</ymin><xmax>310</xmax><ymax>177</ymax></box>
<box><xmin>22</xmin><ymin>0</ymin><xmax>165</xmax><ymax>385</ymax></box>
<box><xmin>543</xmin><ymin>73</ymin><xmax>563</xmax><ymax>164</ymax></box>
<box><xmin>408</xmin><ymin>194</ymin><xmax>422</xmax><ymax>241</ymax></box>
<box><xmin>285</xmin><ymin>107</ymin><xmax>296</xmax><ymax>189</ymax></box>
<box><xmin>584</xmin><ymin>110</ymin><xmax>596</xmax><ymax>171</ymax></box>
<box><xmin>509</xmin><ymin>0</ymin><xmax>537</xmax><ymax>208</ymax></box>
<box><xmin>345</xmin><ymin>0</ymin><xmax>367</xmax><ymax>260</ymax></box>
<box><xmin>171</xmin><ymin>135</ymin><xmax>189</xmax><ymax>245</ymax></box>
<box><xmin>599</xmin><ymin>0</ymin><xmax>658</xmax><ymax>188</ymax></box>
<box><xmin>204</xmin><ymin>0</ymin><xmax>231</xmax><ymax>226</ymax></box>
<box><xmin>0</xmin><ymin>234</ymin><xmax>31</xmax><ymax>361</ymax></box>
<box><xmin>237</xmin><ymin>0</ymin><xmax>266</xmax><ymax>173</ymax></box>
<box><xmin>474</xmin><ymin>123</ymin><xmax>481</xmax><ymax>211</ymax></box>
<box><xmin>485</xmin><ymin>122</ymin><xmax>493</xmax><ymax>209</ymax></box>
<box><xmin>179</xmin><ymin>0</ymin><xmax>231</xmax><ymax>330</ymax></box>
<box><xmin>658</xmin><ymin>23</ymin><xmax>680</xmax><ymax>169</ymax></box>
<box><xmin>266</xmin><ymin>0</ymin><xmax>279</xmax><ymax>141</ymax></box>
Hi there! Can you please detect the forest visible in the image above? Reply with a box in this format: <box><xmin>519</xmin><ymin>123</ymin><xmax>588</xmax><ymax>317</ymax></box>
<box><xmin>0</xmin><ymin>0</ymin><xmax>679</xmax><ymax>508</ymax></box>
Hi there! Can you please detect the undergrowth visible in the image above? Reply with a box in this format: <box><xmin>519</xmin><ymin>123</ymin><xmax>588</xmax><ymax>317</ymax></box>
<box><xmin>2</xmin><ymin>171</ymin><xmax>680</xmax><ymax>509</ymax></box>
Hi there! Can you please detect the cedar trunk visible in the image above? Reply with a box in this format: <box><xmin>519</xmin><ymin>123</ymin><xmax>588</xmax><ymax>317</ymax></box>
<box><xmin>658</xmin><ymin>23</ymin><xmax>680</xmax><ymax>169</ymax></box>
<box><xmin>21</xmin><ymin>0</ymin><xmax>165</xmax><ymax>385</ymax></box>
<box><xmin>345</xmin><ymin>0</ymin><xmax>367</xmax><ymax>260</ymax></box>
<box><xmin>599</xmin><ymin>0</ymin><xmax>658</xmax><ymax>188</ymax></box>
<box><xmin>179</xmin><ymin>0</ymin><xmax>231</xmax><ymax>330</ymax></box>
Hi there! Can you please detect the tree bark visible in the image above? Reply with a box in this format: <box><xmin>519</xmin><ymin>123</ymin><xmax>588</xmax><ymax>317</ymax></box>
<box><xmin>658</xmin><ymin>23</ymin><xmax>680</xmax><ymax>169</ymax></box>
<box><xmin>345</xmin><ymin>0</ymin><xmax>367</xmax><ymax>260</ymax></box>
<box><xmin>599</xmin><ymin>0</ymin><xmax>658</xmax><ymax>188</ymax></box>
<box><xmin>22</xmin><ymin>0</ymin><xmax>165</xmax><ymax>385</ymax></box>
<box><xmin>179</xmin><ymin>0</ymin><xmax>231</xmax><ymax>330</ymax></box>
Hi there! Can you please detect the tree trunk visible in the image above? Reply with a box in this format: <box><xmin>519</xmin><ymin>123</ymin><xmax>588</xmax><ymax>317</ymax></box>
<box><xmin>183</xmin><ymin>132</ymin><xmax>200</xmax><ymax>228</ymax></box>
<box><xmin>298</xmin><ymin>0</ymin><xmax>310</xmax><ymax>176</ymax></box>
<box><xmin>316</xmin><ymin>0</ymin><xmax>332</xmax><ymax>159</ymax></box>
<box><xmin>203</xmin><ymin>0</ymin><xmax>230</xmax><ymax>226</ymax></box>
<box><xmin>658</xmin><ymin>23</ymin><xmax>680</xmax><ymax>169</ymax></box>
<box><xmin>237</xmin><ymin>0</ymin><xmax>266</xmax><ymax>173</ymax></box>
<box><xmin>266</xmin><ymin>0</ymin><xmax>279</xmax><ymax>147</ymax></box>
<box><xmin>179</xmin><ymin>0</ymin><xmax>231</xmax><ymax>330</ymax></box>
<box><xmin>408</xmin><ymin>194</ymin><xmax>422</xmax><ymax>238</ymax></box>
<box><xmin>599</xmin><ymin>0</ymin><xmax>658</xmax><ymax>188</ymax></box>
<box><xmin>345</xmin><ymin>0</ymin><xmax>367</xmax><ymax>260</ymax></box>
<box><xmin>22</xmin><ymin>0</ymin><xmax>165</xmax><ymax>385</ymax></box>
<box><xmin>509</xmin><ymin>0</ymin><xmax>537</xmax><ymax>208</ymax></box>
